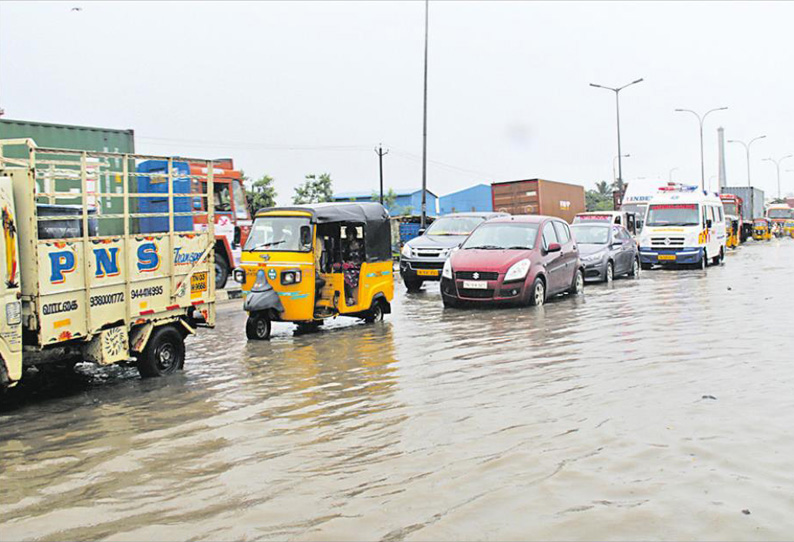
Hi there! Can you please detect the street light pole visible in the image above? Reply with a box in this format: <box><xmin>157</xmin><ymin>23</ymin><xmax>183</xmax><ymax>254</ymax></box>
<box><xmin>590</xmin><ymin>78</ymin><xmax>643</xmax><ymax>192</ymax></box>
<box><xmin>674</xmin><ymin>107</ymin><xmax>727</xmax><ymax>191</ymax></box>
<box><xmin>613</xmin><ymin>154</ymin><xmax>630</xmax><ymax>185</ymax></box>
<box><xmin>420</xmin><ymin>0</ymin><xmax>429</xmax><ymax>229</ymax></box>
<box><xmin>728</xmin><ymin>135</ymin><xmax>766</xmax><ymax>187</ymax></box>
<box><xmin>762</xmin><ymin>154</ymin><xmax>793</xmax><ymax>199</ymax></box>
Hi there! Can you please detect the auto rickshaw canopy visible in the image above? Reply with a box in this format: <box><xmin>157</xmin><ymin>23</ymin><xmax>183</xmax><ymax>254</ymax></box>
<box><xmin>256</xmin><ymin>202</ymin><xmax>392</xmax><ymax>263</ymax></box>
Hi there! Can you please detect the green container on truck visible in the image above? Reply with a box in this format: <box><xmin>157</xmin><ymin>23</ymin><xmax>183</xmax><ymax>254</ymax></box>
<box><xmin>0</xmin><ymin>119</ymin><xmax>135</xmax><ymax>233</ymax></box>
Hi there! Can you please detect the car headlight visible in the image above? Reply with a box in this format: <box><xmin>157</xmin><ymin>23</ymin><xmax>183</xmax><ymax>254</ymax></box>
<box><xmin>582</xmin><ymin>252</ymin><xmax>605</xmax><ymax>263</ymax></box>
<box><xmin>504</xmin><ymin>259</ymin><xmax>530</xmax><ymax>282</ymax></box>
<box><xmin>401</xmin><ymin>244</ymin><xmax>413</xmax><ymax>258</ymax></box>
<box><xmin>442</xmin><ymin>258</ymin><xmax>453</xmax><ymax>279</ymax></box>
<box><xmin>281</xmin><ymin>269</ymin><xmax>302</xmax><ymax>285</ymax></box>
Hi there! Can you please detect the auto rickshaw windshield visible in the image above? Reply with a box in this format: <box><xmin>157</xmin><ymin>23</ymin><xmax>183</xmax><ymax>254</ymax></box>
<box><xmin>245</xmin><ymin>216</ymin><xmax>312</xmax><ymax>252</ymax></box>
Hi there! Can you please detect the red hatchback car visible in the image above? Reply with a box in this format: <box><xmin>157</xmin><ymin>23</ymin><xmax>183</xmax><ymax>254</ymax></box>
<box><xmin>440</xmin><ymin>215</ymin><xmax>584</xmax><ymax>307</ymax></box>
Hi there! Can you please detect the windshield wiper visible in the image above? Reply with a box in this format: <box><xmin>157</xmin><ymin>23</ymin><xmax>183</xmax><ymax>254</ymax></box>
<box><xmin>249</xmin><ymin>240</ymin><xmax>286</xmax><ymax>251</ymax></box>
<box><xmin>465</xmin><ymin>245</ymin><xmax>502</xmax><ymax>250</ymax></box>
<box><xmin>506</xmin><ymin>245</ymin><xmax>532</xmax><ymax>250</ymax></box>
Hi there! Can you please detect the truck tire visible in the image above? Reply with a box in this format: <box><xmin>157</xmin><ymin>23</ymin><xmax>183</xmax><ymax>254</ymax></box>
<box><xmin>136</xmin><ymin>326</ymin><xmax>185</xmax><ymax>378</ymax></box>
<box><xmin>404</xmin><ymin>279</ymin><xmax>423</xmax><ymax>292</ymax></box>
<box><xmin>246</xmin><ymin>312</ymin><xmax>272</xmax><ymax>340</ymax></box>
<box><xmin>215</xmin><ymin>254</ymin><xmax>229</xmax><ymax>290</ymax></box>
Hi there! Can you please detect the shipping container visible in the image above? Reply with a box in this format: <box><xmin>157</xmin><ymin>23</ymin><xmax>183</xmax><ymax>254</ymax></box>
<box><xmin>491</xmin><ymin>179</ymin><xmax>585</xmax><ymax>223</ymax></box>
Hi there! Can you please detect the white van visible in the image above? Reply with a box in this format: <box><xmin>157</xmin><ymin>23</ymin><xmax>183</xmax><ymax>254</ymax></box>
<box><xmin>638</xmin><ymin>184</ymin><xmax>727</xmax><ymax>269</ymax></box>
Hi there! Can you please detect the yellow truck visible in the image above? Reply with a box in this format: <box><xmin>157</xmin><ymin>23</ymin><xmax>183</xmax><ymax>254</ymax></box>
<box><xmin>0</xmin><ymin>139</ymin><xmax>216</xmax><ymax>389</ymax></box>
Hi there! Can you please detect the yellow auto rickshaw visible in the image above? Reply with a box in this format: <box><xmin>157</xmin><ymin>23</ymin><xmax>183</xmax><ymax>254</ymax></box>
<box><xmin>234</xmin><ymin>202</ymin><xmax>394</xmax><ymax>340</ymax></box>
<box><xmin>784</xmin><ymin>219</ymin><xmax>794</xmax><ymax>238</ymax></box>
<box><xmin>725</xmin><ymin>218</ymin><xmax>741</xmax><ymax>249</ymax></box>
<box><xmin>752</xmin><ymin>217</ymin><xmax>773</xmax><ymax>241</ymax></box>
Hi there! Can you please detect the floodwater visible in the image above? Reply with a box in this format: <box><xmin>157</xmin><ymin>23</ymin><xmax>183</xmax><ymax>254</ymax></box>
<box><xmin>2</xmin><ymin>240</ymin><xmax>793</xmax><ymax>541</ymax></box>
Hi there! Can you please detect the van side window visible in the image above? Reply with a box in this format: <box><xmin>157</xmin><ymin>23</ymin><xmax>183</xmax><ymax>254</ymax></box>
<box><xmin>542</xmin><ymin>222</ymin><xmax>559</xmax><ymax>249</ymax></box>
<box><xmin>709</xmin><ymin>206</ymin><xmax>717</xmax><ymax>224</ymax></box>
<box><xmin>718</xmin><ymin>207</ymin><xmax>724</xmax><ymax>222</ymax></box>
<box><xmin>552</xmin><ymin>221</ymin><xmax>570</xmax><ymax>244</ymax></box>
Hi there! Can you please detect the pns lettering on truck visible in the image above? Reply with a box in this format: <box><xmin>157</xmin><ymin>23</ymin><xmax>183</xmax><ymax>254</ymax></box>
<box><xmin>0</xmin><ymin>139</ymin><xmax>217</xmax><ymax>389</ymax></box>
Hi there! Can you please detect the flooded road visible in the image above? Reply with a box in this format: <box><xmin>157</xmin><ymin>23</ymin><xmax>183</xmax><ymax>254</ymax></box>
<box><xmin>2</xmin><ymin>240</ymin><xmax>793</xmax><ymax>541</ymax></box>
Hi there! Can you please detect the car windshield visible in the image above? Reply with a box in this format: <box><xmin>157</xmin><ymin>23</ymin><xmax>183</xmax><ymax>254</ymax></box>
<box><xmin>755</xmin><ymin>219</ymin><xmax>768</xmax><ymax>227</ymax></box>
<box><xmin>646</xmin><ymin>204</ymin><xmax>700</xmax><ymax>227</ymax></box>
<box><xmin>722</xmin><ymin>203</ymin><xmax>739</xmax><ymax>216</ymax></box>
<box><xmin>461</xmin><ymin>223</ymin><xmax>539</xmax><ymax>250</ymax></box>
<box><xmin>768</xmin><ymin>208</ymin><xmax>793</xmax><ymax>219</ymax></box>
<box><xmin>425</xmin><ymin>216</ymin><xmax>484</xmax><ymax>236</ymax></box>
<box><xmin>245</xmin><ymin>216</ymin><xmax>312</xmax><ymax>252</ymax></box>
<box><xmin>570</xmin><ymin>224</ymin><xmax>610</xmax><ymax>245</ymax></box>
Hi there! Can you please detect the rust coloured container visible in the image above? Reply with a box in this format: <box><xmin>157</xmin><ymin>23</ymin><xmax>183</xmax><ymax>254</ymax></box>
<box><xmin>491</xmin><ymin>179</ymin><xmax>585</xmax><ymax>223</ymax></box>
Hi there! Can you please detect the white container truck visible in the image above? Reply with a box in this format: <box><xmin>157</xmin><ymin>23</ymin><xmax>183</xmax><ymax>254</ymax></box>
<box><xmin>0</xmin><ymin>139</ymin><xmax>216</xmax><ymax>389</ymax></box>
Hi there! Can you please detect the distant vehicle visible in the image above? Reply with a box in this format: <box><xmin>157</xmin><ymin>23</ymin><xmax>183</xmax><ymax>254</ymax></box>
<box><xmin>638</xmin><ymin>183</ymin><xmax>727</xmax><ymax>270</ymax></box>
<box><xmin>721</xmin><ymin>186</ymin><xmax>765</xmax><ymax>241</ymax></box>
<box><xmin>491</xmin><ymin>179</ymin><xmax>586</xmax><ymax>223</ymax></box>
<box><xmin>766</xmin><ymin>203</ymin><xmax>793</xmax><ymax>232</ymax></box>
<box><xmin>570</xmin><ymin>223</ymin><xmax>639</xmax><ymax>282</ymax></box>
<box><xmin>752</xmin><ymin>217</ymin><xmax>773</xmax><ymax>241</ymax></box>
<box><xmin>783</xmin><ymin>219</ymin><xmax>794</xmax><ymax>237</ymax></box>
<box><xmin>720</xmin><ymin>193</ymin><xmax>743</xmax><ymax>248</ymax></box>
<box><xmin>399</xmin><ymin>212</ymin><xmax>507</xmax><ymax>292</ymax></box>
<box><xmin>573</xmin><ymin>211</ymin><xmax>637</xmax><ymax>234</ymax></box>
<box><xmin>440</xmin><ymin>215</ymin><xmax>583</xmax><ymax>308</ymax></box>
<box><xmin>620</xmin><ymin>178</ymin><xmax>670</xmax><ymax>232</ymax></box>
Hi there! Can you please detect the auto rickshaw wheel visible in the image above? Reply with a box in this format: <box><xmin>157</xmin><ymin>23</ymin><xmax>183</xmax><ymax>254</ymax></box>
<box><xmin>364</xmin><ymin>300</ymin><xmax>385</xmax><ymax>323</ymax></box>
<box><xmin>246</xmin><ymin>312</ymin><xmax>272</xmax><ymax>340</ymax></box>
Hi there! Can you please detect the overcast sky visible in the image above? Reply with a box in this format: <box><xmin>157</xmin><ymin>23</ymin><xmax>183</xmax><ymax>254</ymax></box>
<box><xmin>2</xmin><ymin>1</ymin><xmax>793</xmax><ymax>203</ymax></box>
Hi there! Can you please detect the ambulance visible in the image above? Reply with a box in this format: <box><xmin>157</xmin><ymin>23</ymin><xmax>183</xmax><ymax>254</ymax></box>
<box><xmin>638</xmin><ymin>183</ymin><xmax>727</xmax><ymax>269</ymax></box>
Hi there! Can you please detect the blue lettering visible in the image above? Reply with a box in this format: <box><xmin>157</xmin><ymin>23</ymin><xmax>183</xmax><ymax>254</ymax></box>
<box><xmin>137</xmin><ymin>243</ymin><xmax>160</xmax><ymax>272</ymax></box>
<box><xmin>94</xmin><ymin>247</ymin><xmax>120</xmax><ymax>278</ymax></box>
<box><xmin>49</xmin><ymin>251</ymin><xmax>76</xmax><ymax>283</ymax></box>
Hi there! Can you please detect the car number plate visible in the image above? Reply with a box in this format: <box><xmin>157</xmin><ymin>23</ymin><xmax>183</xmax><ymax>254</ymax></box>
<box><xmin>462</xmin><ymin>280</ymin><xmax>488</xmax><ymax>289</ymax></box>
<box><xmin>417</xmin><ymin>269</ymin><xmax>440</xmax><ymax>276</ymax></box>
<box><xmin>658</xmin><ymin>254</ymin><xmax>676</xmax><ymax>261</ymax></box>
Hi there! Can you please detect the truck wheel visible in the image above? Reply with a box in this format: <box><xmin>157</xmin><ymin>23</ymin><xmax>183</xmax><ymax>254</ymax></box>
<box><xmin>698</xmin><ymin>251</ymin><xmax>708</xmax><ymax>270</ymax></box>
<box><xmin>404</xmin><ymin>279</ymin><xmax>423</xmax><ymax>292</ymax></box>
<box><xmin>215</xmin><ymin>254</ymin><xmax>229</xmax><ymax>290</ymax></box>
<box><xmin>137</xmin><ymin>326</ymin><xmax>185</xmax><ymax>378</ymax></box>
<box><xmin>712</xmin><ymin>248</ymin><xmax>723</xmax><ymax>266</ymax></box>
<box><xmin>246</xmin><ymin>312</ymin><xmax>271</xmax><ymax>340</ymax></box>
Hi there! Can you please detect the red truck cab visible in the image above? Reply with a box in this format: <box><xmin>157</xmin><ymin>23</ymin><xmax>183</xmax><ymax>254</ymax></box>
<box><xmin>189</xmin><ymin>159</ymin><xmax>252</xmax><ymax>288</ymax></box>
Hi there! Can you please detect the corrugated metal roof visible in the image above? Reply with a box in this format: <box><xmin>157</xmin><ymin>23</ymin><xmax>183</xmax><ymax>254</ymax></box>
<box><xmin>334</xmin><ymin>188</ymin><xmax>438</xmax><ymax>199</ymax></box>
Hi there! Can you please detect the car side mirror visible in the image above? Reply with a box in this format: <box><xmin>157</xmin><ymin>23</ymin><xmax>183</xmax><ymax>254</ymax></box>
<box><xmin>706</xmin><ymin>219</ymin><xmax>713</xmax><ymax>228</ymax></box>
<box><xmin>547</xmin><ymin>242</ymin><xmax>562</xmax><ymax>253</ymax></box>
<box><xmin>612</xmin><ymin>241</ymin><xmax>622</xmax><ymax>248</ymax></box>
<box><xmin>417</xmin><ymin>228</ymin><xmax>426</xmax><ymax>236</ymax></box>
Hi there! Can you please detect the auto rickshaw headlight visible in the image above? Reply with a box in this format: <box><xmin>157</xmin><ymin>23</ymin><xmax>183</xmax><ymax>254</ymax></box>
<box><xmin>233</xmin><ymin>268</ymin><xmax>246</xmax><ymax>284</ymax></box>
<box><xmin>281</xmin><ymin>270</ymin><xmax>302</xmax><ymax>285</ymax></box>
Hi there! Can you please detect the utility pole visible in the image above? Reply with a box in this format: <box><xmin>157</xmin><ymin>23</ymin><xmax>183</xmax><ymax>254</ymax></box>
<box><xmin>420</xmin><ymin>0</ymin><xmax>429</xmax><ymax>228</ymax></box>
<box><xmin>375</xmin><ymin>144</ymin><xmax>389</xmax><ymax>205</ymax></box>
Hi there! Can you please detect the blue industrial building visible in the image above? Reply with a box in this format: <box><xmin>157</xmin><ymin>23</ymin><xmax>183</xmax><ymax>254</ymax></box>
<box><xmin>438</xmin><ymin>184</ymin><xmax>493</xmax><ymax>215</ymax></box>
<box><xmin>333</xmin><ymin>188</ymin><xmax>438</xmax><ymax>216</ymax></box>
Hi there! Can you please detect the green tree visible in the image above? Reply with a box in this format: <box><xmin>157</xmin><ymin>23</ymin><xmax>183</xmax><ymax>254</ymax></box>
<box><xmin>595</xmin><ymin>180</ymin><xmax>613</xmax><ymax>198</ymax></box>
<box><xmin>245</xmin><ymin>173</ymin><xmax>277</xmax><ymax>213</ymax></box>
<box><xmin>371</xmin><ymin>188</ymin><xmax>401</xmax><ymax>213</ymax></box>
<box><xmin>586</xmin><ymin>180</ymin><xmax>615</xmax><ymax>212</ymax></box>
<box><xmin>293</xmin><ymin>173</ymin><xmax>334</xmax><ymax>204</ymax></box>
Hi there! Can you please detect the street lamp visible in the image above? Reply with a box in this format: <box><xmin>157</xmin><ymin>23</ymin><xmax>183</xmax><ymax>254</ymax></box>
<box><xmin>613</xmin><ymin>154</ymin><xmax>629</xmax><ymax>185</ymax></box>
<box><xmin>590</xmin><ymin>78</ymin><xmax>644</xmax><ymax>190</ymax></box>
<box><xmin>728</xmin><ymin>135</ymin><xmax>766</xmax><ymax>187</ymax></box>
<box><xmin>669</xmin><ymin>167</ymin><xmax>679</xmax><ymax>182</ymax></box>
<box><xmin>762</xmin><ymin>154</ymin><xmax>793</xmax><ymax>199</ymax></box>
<box><xmin>674</xmin><ymin>107</ymin><xmax>728</xmax><ymax>191</ymax></box>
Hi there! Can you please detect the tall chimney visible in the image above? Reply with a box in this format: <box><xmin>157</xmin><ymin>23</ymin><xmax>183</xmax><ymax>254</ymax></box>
<box><xmin>717</xmin><ymin>127</ymin><xmax>727</xmax><ymax>189</ymax></box>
